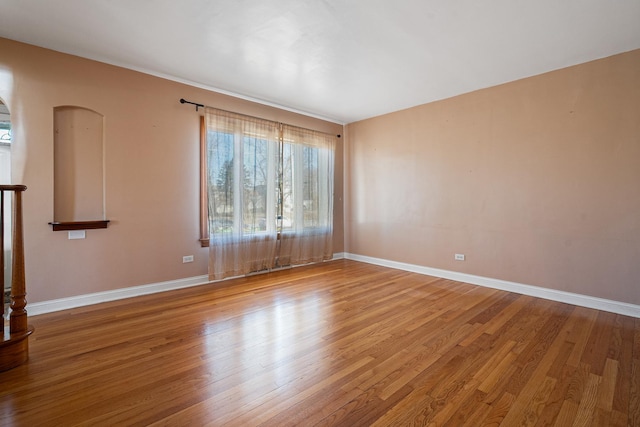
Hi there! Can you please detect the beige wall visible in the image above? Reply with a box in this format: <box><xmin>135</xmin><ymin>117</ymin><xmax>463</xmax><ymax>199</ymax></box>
<box><xmin>346</xmin><ymin>49</ymin><xmax>640</xmax><ymax>305</ymax></box>
<box><xmin>0</xmin><ymin>37</ymin><xmax>343</xmax><ymax>303</ymax></box>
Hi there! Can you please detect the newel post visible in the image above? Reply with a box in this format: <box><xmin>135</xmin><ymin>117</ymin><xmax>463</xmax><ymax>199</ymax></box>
<box><xmin>0</xmin><ymin>184</ymin><xmax>33</xmax><ymax>372</ymax></box>
<box><xmin>9</xmin><ymin>186</ymin><xmax>27</xmax><ymax>334</ymax></box>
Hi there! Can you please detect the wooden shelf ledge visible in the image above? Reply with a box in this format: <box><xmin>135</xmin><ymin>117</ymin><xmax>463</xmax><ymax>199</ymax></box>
<box><xmin>48</xmin><ymin>220</ymin><xmax>110</xmax><ymax>231</ymax></box>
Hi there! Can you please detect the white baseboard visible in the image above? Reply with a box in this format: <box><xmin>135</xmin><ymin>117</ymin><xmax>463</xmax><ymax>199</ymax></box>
<box><xmin>27</xmin><ymin>253</ymin><xmax>639</xmax><ymax>318</ymax></box>
<box><xmin>27</xmin><ymin>256</ymin><xmax>346</xmax><ymax>316</ymax></box>
<box><xmin>344</xmin><ymin>253</ymin><xmax>640</xmax><ymax>318</ymax></box>
<box><xmin>28</xmin><ymin>275</ymin><xmax>211</xmax><ymax>316</ymax></box>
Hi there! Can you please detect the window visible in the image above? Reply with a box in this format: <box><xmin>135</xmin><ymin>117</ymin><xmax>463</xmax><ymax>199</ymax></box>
<box><xmin>207</xmin><ymin>129</ymin><xmax>277</xmax><ymax>236</ymax></box>
<box><xmin>280</xmin><ymin>130</ymin><xmax>333</xmax><ymax>234</ymax></box>
<box><xmin>200</xmin><ymin>108</ymin><xmax>335</xmax><ymax>280</ymax></box>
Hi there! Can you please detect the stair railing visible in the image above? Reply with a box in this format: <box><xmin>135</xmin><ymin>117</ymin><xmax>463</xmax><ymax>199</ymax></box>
<box><xmin>1</xmin><ymin>184</ymin><xmax>33</xmax><ymax>372</ymax></box>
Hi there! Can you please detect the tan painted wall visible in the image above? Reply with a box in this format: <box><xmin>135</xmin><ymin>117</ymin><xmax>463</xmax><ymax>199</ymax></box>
<box><xmin>345</xmin><ymin>49</ymin><xmax>640</xmax><ymax>305</ymax></box>
<box><xmin>0</xmin><ymin>37</ymin><xmax>344</xmax><ymax>303</ymax></box>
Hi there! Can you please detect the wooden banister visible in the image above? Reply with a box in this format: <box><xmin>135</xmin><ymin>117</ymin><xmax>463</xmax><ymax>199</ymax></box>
<box><xmin>0</xmin><ymin>184</ymin><xmax>34</xmax><ymax>372</ymax></box>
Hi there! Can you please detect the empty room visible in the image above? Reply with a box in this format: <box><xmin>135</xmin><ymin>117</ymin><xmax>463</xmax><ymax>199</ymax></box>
<box><xmin>1</xmin><ymin>1</ymin><xmax>639</xmax><ymax>425</ymax></box>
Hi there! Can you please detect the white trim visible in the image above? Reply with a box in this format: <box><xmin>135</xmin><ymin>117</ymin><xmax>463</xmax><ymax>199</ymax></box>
<box><xmin>28</xmin><ymin>275</ymin><xmax>211</xmax><ymax>316</ymax></box>
<box><xmin>344</xmin><ymin>253</ymin><xmax>640</xmax><ymax>318</ymax></box>
<box><xmin>27</xmin><ymin>252</ymin><xmax>638</xmax><ymax>318</ymax></box>
<box><xmin>27</xmin><ymin>256</ymin><xmax>343</xmax><ymax>316</ymax></box>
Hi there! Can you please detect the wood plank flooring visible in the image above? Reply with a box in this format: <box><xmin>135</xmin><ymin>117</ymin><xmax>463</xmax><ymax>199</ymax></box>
<box><xmin>1</xmin><ymin>259</ymin><xmax>638</xmax><ymax>426</ymax></box>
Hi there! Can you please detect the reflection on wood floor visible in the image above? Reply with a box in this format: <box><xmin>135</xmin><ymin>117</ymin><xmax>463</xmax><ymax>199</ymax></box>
<box><xmin>1</xmin><ymin>259</ymin><xmax>638</xmax><ymax>426</ymax></box>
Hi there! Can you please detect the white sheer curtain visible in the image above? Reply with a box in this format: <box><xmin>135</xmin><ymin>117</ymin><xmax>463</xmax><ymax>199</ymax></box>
<box><xmin>205</xmin><ymin>108</ymin><xmax>335</xmax><ymax>280</ymax></box>
<box><xmin>206</xmin><ymin>108</ymin><xmax>280</xmax><ymax>280</ymax></box>
<box><xmin>277</xmin><ymin>125</ymin><xmax>334</xmax><ymax>266</ymax></box>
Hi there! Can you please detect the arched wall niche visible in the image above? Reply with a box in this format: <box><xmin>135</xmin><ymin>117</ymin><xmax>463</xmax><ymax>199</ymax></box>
<box><xmin>1</xmin><ymin>97</ymin><xmax>12</xmax><ymax>291</ymax></box>
<box><xmin>0</xmin><ymin>98</ymin><xmax>10</xmax><ymax>185</ymax></box>
<box><xmin>53</xmin><ymin>106</ymin><xmax>106</xmax><ymax>224</ymax></box>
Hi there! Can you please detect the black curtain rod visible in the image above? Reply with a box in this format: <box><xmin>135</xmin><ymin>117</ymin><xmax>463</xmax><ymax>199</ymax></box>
<box><xmin>179</xmin><ymin>98</ymin><xmax>204</xmax><ymax>111</ymax></box>
<box><xmin>179</xmin><ymin>98</ymin><xmax>341</xmax><ymax>138</ymax></box>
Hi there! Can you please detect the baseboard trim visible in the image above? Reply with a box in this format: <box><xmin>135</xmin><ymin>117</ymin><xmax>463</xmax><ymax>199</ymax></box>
<box><xmin>27</xmin><ymin>253</ymin><xmax>639</xmax><ymax>318</ymax></box>
<box><xmin>28</xmin><ymin>275</ymin><xmax>211</xmax><ymax>316</ymax></box>
<box><xmin>28</xmin><ymin>256</ymin><xmax>346</xmax><ymax>316</ymax></box>
<box><xmin>344</xmin><ymin>253</ymin><xmax>640</xmax><ymax>318</ymax></box>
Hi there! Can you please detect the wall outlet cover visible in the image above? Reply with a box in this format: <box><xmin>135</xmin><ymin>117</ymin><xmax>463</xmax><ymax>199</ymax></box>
<box><xmin>68</xmin><ymin>230</ymin><xmax>86</xmax><ymax>240</ymax></box>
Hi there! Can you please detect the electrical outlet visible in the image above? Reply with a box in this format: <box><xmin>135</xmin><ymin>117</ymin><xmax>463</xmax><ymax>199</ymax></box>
<box><xmin>68</xmin><ymin>230</ymin><xmax>86</xmax><ymax>240</ymax></box>
<box><xmin>182</xmin><ymin>255</ymin><xmax>194</xmax><ymax>263</ymax></box>
<box><xmin>454</xmin><ymin>254</ymin><xmax>465</xmax><ymax>261</ymax></box>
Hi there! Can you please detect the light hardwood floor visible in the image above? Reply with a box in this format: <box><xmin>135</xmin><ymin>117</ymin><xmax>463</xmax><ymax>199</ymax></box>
<box><xmin>1</xmin><ymin>259</ymin><xmax>638</xmax><ymax>426</ymax></box>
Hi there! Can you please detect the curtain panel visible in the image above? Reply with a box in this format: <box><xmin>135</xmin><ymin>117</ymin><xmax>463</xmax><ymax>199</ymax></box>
<box><xmin>204</xmin><ymin>108</ymin><xmax>335</xmax><ymax>280</ymax></box>
<box><xmin>278</xmin><ymin>124</ymin><xmax>335</xmax><ymax>266</ymax></box>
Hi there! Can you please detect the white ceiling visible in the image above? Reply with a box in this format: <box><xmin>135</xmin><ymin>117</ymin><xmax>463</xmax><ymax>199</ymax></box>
<box><xmin>1</xmin><ymin>1</ymin><xmax>639</xmax><ymax>124</ymax></box>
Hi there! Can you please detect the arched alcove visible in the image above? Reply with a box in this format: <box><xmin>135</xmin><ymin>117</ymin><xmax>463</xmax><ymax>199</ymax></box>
<box><xmin>53</xmin><ymin>106</ymin><xmax>107</xmax><ymax>227</ymax></box>
<box><xmin>0</xmin><ymin>98</ymin><xmax>11</xmax><ymax>306</ymax></box>
<box><xmin>0</xmin><ymin>99</ymin><xmax>10</xmax><ymax>184</ymax></box>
